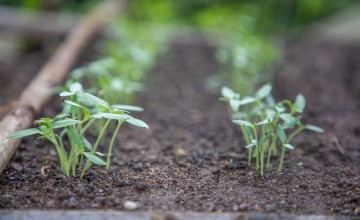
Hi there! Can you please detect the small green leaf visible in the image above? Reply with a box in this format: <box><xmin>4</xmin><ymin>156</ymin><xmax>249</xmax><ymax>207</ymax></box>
<box><xmin>280</xmin><ymin>113</ymin><xmax>294</xmax><ymax>122</ymax></box>
<box><xmin>243</xmin><ymin>126</ymin><xmax>254</xmax><ymax>140</ymax></box>
<box><xmin>278</xmin><ymin>127</ymin><xmax>286</xmax><ymax>144</ymax></box>
<box><xmin>255</xmin><ymin>84</ymin><xmax>272</xmax><ymax>99</ymax></box>
<box><xmin>95</xmin><ymin>152</ymin><xmax>105</xmax><ymax>157</ymax></box>
<box><xmin>295</xmin><ymin>94</ymin><xmax>306</xmax><ymax>113</ymax></box>
<box><xmin>66</xmin><ymin>127</ymin><xmax>81</xmax><ymax>147</ymax></box>
<box><xmin>83</xmin><ymin>152</ymin><xmax>106</xmax><ymax>166</ymax></box>
<box><xmin>59</xmin><ymin>91</ymin><xmax>75</xmax><ymax>97</ymax></box>
<box><xmin>284</xmin><ymin>144</ymin><xmax>294</xmax><ymax>149</ymax></box>
<box><xmin>69</xmin><ymin>82</ymin><xmax>83</xmax><ymax>93</ymax></box>
<box><xmin>233</xmin><ymin>120</ymin><xmax>252</xmax><ymax>127</ymax></box>
<box><xmin>245</xmin><ymin>143</ymin><xmax>255</xmax><ymax>148</ymax></box>
<box><xmin>52</xmin><ymin>119</ymin><xmax>81</xmax><ymax>129</ymax></box>
<box><xmin>54</xmin><ymin>113</ymin><xmax>69</xmax><ymax>119</ymax></box>
<box><xmin>281</xmin><ymin>117</ymin><xmax>301</xmax><ymax>129</ymax></box>
<box><xmin>305</xmin><ymin>125</ymin><xmax>324</xmax><ymax>133</ymax></box>
<box><xmin>82</xmin><ymin>136</ymin><xmax>93</xmax><ymax>151</ymax></box>
<box><xmin>257</xmin><ymin>118</ymin><xmax>270</xmax><ymax>126</ymax></box>
<box><xmin>221</xmin><ymin>86</ymin><xmax>236</xmax><ymax>99</ymax></box>
<box><xmin>112</xmin><ymin>104</ymin><xmax>143</xmax><ymax>112</ymax></box>
<box><xmin>126</xmin><ymin>117</ymin><xmax>149</xmax><ymax>129</ymax></box>
<box><xmin>7</xmin><ymin>128</ymin><xmax>42</xmax><ymax>139</ymax></box>
<box><xmin>238</xmin><ymin>96</ymin><xmax>256</xmax><ymax>105</ymax></box>
<box><xmin>92</xmin><ymin>112</ymin><xmax>129</xmax><ymax>121</ymax></box>
<box><xmin>229</xmin><ymin>100</ymin><xmax>241</xmax><ymax>111</ymax></box>
<box><xmin>64</xmin><ymin>100</ymin><xmax>84</xmax><ymax>108</ymax></box>
<box><xmin>275</xmin><ymin>104</ymin><xmax>286</xmax><ymax>113</ymax></box>
<box><xmin>78</xmin><ymin>92</ymin><xmax>110</xmax><ymax>109</ymax></box>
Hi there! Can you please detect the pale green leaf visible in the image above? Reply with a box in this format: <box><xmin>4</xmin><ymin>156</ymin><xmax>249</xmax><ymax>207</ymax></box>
<box><xmin>83</xmin><ymin>152</ymin><xmax>106</xmax><ymax>166</ymax></box>
<box><xmin>233</xmin><ymin>120</ymin><xmax>252</xmax><ymax>127</ymax></box>
<box><xmin>305</xmin><ymin>125</ymin><xmax>324</xmax><ymax>133</ymax></box>
<box><xmin>52</xmin><ymin>119</ymin><xmax>81</xmax><ymax>129</ymax></box>
<box><xmin>255</xmin><ymin>84</ymin><xmax>272</xmax><ymax>99</ymax></box>
<box><xmin>7</xmin><ymin>128</ymin><xmax>41</xmax><ymax>139</ymax></box>
<box><xmin>284</xmin><ymin>144</ymin><xmax>294</xmax><ymax>149</ymax></box>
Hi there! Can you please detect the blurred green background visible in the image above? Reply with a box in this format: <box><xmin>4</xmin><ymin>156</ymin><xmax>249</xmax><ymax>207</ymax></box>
<box><xmin>0</xmin><ymin>0</ymin><xmax>357</xmax><ymax>94</ymax></box>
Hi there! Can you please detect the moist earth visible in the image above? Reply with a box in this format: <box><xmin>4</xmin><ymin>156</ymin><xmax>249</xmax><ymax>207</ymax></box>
<box><xmin>0</xmin><ymin>37</ymin><xmax>359</xmax><ymax>216</ymax></box>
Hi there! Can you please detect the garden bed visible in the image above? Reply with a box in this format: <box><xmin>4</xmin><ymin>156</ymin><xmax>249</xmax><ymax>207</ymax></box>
<box><xmin>0</xmin><ymin>35</ymin><xmax>359</xmax><ymax>217</ymax></box>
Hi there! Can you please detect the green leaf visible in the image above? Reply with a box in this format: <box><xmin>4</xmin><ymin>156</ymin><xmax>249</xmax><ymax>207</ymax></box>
<box><xmin>280</xmin><ymin>113</ymin><xmax>294</xmax><ymax>122</ymax></box>
<box><xmin>54</xmin><ymin>113</ymin><xmax>69</xmax><ymax>119</ymax></box>
<box><xmin>233</xmin><ymin>120</ymin><xmax>252</xmax><ymax>127</ymax></box>
<box><xmin>66</xmin><ymin>127</ymin><xmax>81</xmax><ymax>147</ymax></box>
<box><xmin>52</xmin><ymin>119</ymin><xmax>81</xmax><ymax>129</ymax></box>
<box><xmin>275</xmin><ymin>104</ymin><xmax>286</xmax><ymax>113</ymax></box>
<box><xmin>255</xmin><ymin>84</ymin><xmax>272</xmax><ymax>99</ymax></box>
<box><xmin>295</xmin><ymin>94</ymin><xmax>306</xmax><ymax>113</ymax></box>
<box><xmin>243</xmin><ymin>125</ymin><xmax>254</xmax><ymax>140</ymax></box>
<box><xmin>126</xmin><ymin>117</ymin><xmax>149</xmax><ymax>129</ymax></box>
<box><xmin>59</xmin><ymin>91</ymin><xmax>75</xmax><ymax>97</ymax></box>
<box><xmin>305</xmin><ymin>125</ymin><xmax>324</xmax><ymax>133</ymax></box>
<box><xmin>69</xmin><ymin>82</ymin><xmax>83</xmax><ymax>93</ymax></box>
<box><xmin>95</xmin><ymin>152</ymin><xmax>105</xmax><ymax>157</ymax></box>
<box><xmin>245</xmin><ymin>143</ymin><xmax>255</xmax><ymax>148</ymax></box>
<box><xmin>257</xmin><ymin>118</ymin><xmax>270</xmax><ymax>126</ymax></box>
<box><xmin>83</xmin><ymin>152</ymin><xmax>106</xmax><ymax>166</ymax></box>
<box><xmin>278</xmin><ymin>127</ymin><xmax>286</xmax><ymax>144</ymax></box>
<box><xmin>229</xmin><ymin>100</ymin><xmax>241</xmax><ymax>111</ymax></box>
<box><xmin>64</xmin><ymin>100</ymin><xmax>84</xmax><ymax>108</ymax></box>
<box><xmin>91</xmin><ymin>112</ymin><xmax>129</xmax><ymax>121</ymax></box>
<box><xmin>112</xmin><ymin>104</ymin><xmax>143</xmax><ymax>112</ymax></box>
<box><xmin>7</xmin><ymin>128</ymin><xmax>42</xmax><ymax>139</ymax></box>
<box><xmin>284</xmin><ymin>144</ymin><xmax>294</xmax><ymax>149</ymax></box>
<box><xmin>82</xmin><ymin>136</ymin><xmax>93</xmax><ymax>151</ymax></box>
<box><xmin>281</xmin><ymin>117</ymin><xmax>301</xmax><ymax>129</ymax></box>
<box><xmin>221</xmin><ymin>86</ymin><xmax>236</xmax><ymax>99</ymax></box>
<box><xmin>78</xmin><ymin>92</ymin><xmax>110</xmax><ymax>109</ymax></box>
<box><xmin>238</xmin><ymin>96</ymin><xmax>256</xmax><ymax>105</ymax></box>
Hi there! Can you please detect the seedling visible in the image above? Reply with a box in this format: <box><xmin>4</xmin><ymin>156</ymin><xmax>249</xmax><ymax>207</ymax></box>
<box><xmin>8</xmin><ymin>84</ymin><xmax>148</xmax><ymax>178</ymax></box>
<box><xmin>221</xmin><ymin>84</ymin><xmax>324</xmax><ymax>176</ymax></box>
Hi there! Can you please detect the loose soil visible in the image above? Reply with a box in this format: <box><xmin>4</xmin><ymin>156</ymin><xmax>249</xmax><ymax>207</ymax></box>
<box><xmin>0</xmin><ymin>36</ymin><xmax>359</xmax><ymax>216</ymax></box>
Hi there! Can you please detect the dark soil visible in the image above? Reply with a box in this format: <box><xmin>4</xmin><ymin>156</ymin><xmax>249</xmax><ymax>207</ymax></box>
<box><xmin>0</xmin><ymin>36</ymin><xmax>359</xmax><ymax>216</ymax></box>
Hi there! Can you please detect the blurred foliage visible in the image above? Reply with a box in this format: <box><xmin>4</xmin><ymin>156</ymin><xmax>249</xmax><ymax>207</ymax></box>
<box><xmin>126</xmin><ymin>0</ymin><xmax>357</xmax><ymax>95</ymax></box>
<box><xmin>0</xmin><ymin>0</ymin><xmax>356</xmax><ymax>95</ymax></box>
<box><xmin>0</xmin><ymin>0</ymin><xmax>100</xmax><ymax>12</ymax></box>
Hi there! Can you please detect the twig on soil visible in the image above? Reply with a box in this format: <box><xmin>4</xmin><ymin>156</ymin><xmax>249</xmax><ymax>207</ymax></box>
<box><xmin>0</xmin><ymin>1</ymin><xmax>124</xmax><ymax>174</ymax></box>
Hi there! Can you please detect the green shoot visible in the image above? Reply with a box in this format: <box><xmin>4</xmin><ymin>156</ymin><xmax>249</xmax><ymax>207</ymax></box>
<box><xmin>221</xmin><ymin>84</ymin><xmax>324</xmax><ymax>176</ymax></box>
<box><xmin>8</xmin><ymin>86</ymin><xmax>148</xmax><ymax>178</ymax></box>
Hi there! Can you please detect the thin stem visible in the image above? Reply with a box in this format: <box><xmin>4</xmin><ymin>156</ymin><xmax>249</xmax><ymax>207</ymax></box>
<box><xmin>277</xmin><ymin>146</ymin><xmax>286</xmax><ymax>173</ymax></box>
<box><xmin>240</xmin><ymin>125</ymin><xmax>252</xmax><ymax>165</ymax></box>
<box><xmin>252</xmin><ymin>125</ymin><xmax>259</xmax><ymax>170</ymax></box>
<box><xmin>81</xmin><ymin>119</ymin><xmax>111</xmax><ymax>179</ymax></box>
<box><xmin>106</xmin><ymin>120</ymin><xmax>123</xmax><ymax>170</ymax></box>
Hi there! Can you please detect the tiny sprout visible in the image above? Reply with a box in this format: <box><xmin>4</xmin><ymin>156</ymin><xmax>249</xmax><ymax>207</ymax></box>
<box><xmin>221</xmin><ymin>83</ymin><xmax>324</xmax><ymax>176</ymax></box>
<box><xmin>8</xmin><ymin>86</ymin><xmax>148</xmax><ymax>178</ymax></box>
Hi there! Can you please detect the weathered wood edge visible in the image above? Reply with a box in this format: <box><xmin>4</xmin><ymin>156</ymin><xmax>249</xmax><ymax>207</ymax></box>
<box><xmin>0</xmin><ymin>0</ymin><xmax>124</xmax><ymax>174</ymax></box>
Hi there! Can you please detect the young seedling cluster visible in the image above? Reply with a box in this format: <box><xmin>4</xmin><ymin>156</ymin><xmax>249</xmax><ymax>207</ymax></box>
<box><xmin>8</xmin><ymin>83</ymin><xmax>148</xmax><ymax>178</ymax></box>
<box><xmin>221</xmin><ymin>84</ymin><xmax>324</xmax><ymax>176</ymax></box>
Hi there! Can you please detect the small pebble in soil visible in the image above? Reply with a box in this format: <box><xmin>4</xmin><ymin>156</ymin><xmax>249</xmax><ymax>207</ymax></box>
<box><xmin>175</xmin><ymin>147</ymin><xmax>187</xmax><ymax>156</ymax></box>
<box><xmin>10</xmin><ymin>162</ymin><xmax>23</xmax><ymax>172</ymax></box>
<box><xmin>123</xmin><ymin>200</ymin><xmax>138</xmax><ymax>210</ymax></box>
<box><xmin>40</xmin><ymin>165</ymin><xmax>51</xmax><ymax>175</ymax></box>
<box><xmin>238</xmin><ymin>203</ymin><xmax>249</xmax><ymax>211</ymax></box>
<box><xmin>134</xmin><ymin>181</ymin><xmax>148</xmax><ymax>191</ymax></box>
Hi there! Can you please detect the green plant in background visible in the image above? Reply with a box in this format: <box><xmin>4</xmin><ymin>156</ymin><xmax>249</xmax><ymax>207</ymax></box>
<box><xmin>8</xmin><ymin>83</ymin><xmax>148</xmax><ymax>178</ymax></box>
<box><xmin>221</xmin><ymin>84</ymin><xmax>324</xmax><ymax>176</ymax></box>
<box><xmin>67</xmin><ymin>14</ymin><xmax>167</xmax><ymax>106</ymax></box>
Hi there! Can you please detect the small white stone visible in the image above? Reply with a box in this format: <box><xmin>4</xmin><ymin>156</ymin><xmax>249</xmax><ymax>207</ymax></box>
<box><xmin>124</xmin><ymin>201</ymin><xmax>138</xmax><ymax>210</ymax></box>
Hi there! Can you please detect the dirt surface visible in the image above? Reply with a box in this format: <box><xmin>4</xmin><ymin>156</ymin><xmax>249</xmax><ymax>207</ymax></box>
<box><xmin>0</xmin><ymin>37</ymin><xmax>359</xmax><ymax>216</ymax></box>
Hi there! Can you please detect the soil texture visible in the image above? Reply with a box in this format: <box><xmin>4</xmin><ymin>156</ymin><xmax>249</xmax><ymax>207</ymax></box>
<box><xmin>0</xmin><ymin>37</ymin><xmax>359</xmax><ymax>216</ymax></box>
